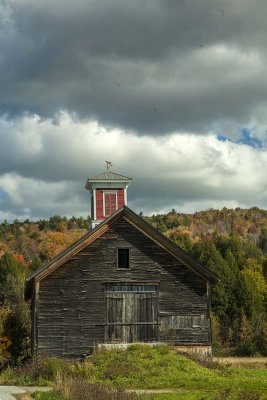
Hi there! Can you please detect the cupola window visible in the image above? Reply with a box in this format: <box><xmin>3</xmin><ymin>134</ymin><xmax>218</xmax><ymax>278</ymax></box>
<box><xmin>103</xmin><ymin>191</ymin><xmax>117</xmax><ymax>217</ymax></box>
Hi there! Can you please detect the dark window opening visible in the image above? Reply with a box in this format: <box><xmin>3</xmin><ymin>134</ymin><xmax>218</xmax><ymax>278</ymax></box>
<box><xmin>117</xmin><ymin>248</ymin><xmax>130</xmax><ymax>269</ymax></box>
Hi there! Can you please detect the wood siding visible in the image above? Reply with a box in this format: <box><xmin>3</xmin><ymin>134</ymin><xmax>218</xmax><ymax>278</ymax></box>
<box><xmin>96</xmin><ymin>189</ymin><xmax>124</xmax><ymax>220</ymax></box>
<box><xmin>36</xmin><ymin>218</ymin><xmax>210</xmax><ymax>359</ymax></box>
<box><xmin>106</xmin><ymin>290</ymin><xmax>158</xmax><ymax>343</ymax></box>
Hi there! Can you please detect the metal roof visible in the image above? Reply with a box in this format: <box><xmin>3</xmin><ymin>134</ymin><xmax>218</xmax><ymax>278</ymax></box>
<box><xmin>88</xmin><ymin>171</ymin><xmax>132</xmax><ymax>181</ymax></box>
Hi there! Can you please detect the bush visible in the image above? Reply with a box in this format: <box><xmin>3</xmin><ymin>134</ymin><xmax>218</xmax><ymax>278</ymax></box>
<box><xmin>33</xmin><ymin>391</ymin><xmax>62</xmax><ymax>400</ymax></box>
<box><xmin>212</xmin><ymin>388</ymin><xmax>232</xmax><ymax>400</ymax></box>
<box><xmin>56</xmin><ymin>374</ymin><xmax>138</xmax><ymax>400</ymax></box>
<box><xmin>0</xmin><ymin>355</ymin><xmax>98</xmax><ymax>386</ymax></box>
<box><xmin>235</xmin><ymin>341</ymin><xmax>257</xmax><ymax>356</ymax></box>
<box><xmin>0</xmin><ymin>357</ymin><xmax>79</xmax><ymax>385</ymax></box>
<box><xmin>211</xmin><ymin>388</ymin><xmax>262</xmax><ymax>400</ymax></box>
<box><xmin>15</xmin><ymin>358</ymin><xmax>49</xmax><ymax>381</ymax></box>
<box><xmin>184</xmin><ymin>351</ymin><xmax>231</xmax><ymax>377</ymax></box>
<box><xmin>237</xmin><ymin>391</ymin><xmax>262</xmax><ymax>400</ymax></box>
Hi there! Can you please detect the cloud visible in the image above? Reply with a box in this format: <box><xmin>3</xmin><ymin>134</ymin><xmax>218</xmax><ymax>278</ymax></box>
<box><xmin>1</xmin><ymin>0</ymin><xmax>267</xmax><ymax>135</ymax></box>
<box><xmin>1</xmin><ymin>1</ymin><xmax>267</xmax><ymax>219</ymax></box>
<box><xmin>218</xmin><ymin>128</ymin><xmax>264</xmax><ymax>148</ymax></box>
<box><xmin>0</xmin><ymin>112</ymin><xmax>267</xmax><ymax>220</ymax></box>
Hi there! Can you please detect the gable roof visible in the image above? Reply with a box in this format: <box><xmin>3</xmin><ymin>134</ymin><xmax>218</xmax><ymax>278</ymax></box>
<box><xmin>85</xmin><ymin>171</ymin><xmax>132</xmax><ymax>188</ymax></box>
<box><xmin>25</xmin><ymin>206</ymin><xmax>218</xmax><ymax>300</ymax></box>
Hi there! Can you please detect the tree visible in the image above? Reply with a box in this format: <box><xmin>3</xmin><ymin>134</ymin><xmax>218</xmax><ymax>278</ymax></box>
<box><xmin>0</xmin><ymin>254</ymin><xmax>30</xmax><ymax>362</ymax></box>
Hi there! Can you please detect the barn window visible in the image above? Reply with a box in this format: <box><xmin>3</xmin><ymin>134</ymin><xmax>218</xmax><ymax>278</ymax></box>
<box><xmin>103</xmin><ymin>191</ymin><xmax>118</xmax><ymax>217</ymax></box>
<box><xmin>117</xmin><ymin>248</ymin><xmax>130</xmax><ymax>269</ymax></box>
<box><xmin>106</xmin><ymin>284</ymin><xmax>157</xmax><ymax>292</ymax></box>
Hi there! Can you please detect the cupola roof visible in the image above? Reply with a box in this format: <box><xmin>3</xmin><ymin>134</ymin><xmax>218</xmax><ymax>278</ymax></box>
<box><xmin>85</xmin><ymin>171</ymin><xmax>132</xmax><ymax>188</ymax></box>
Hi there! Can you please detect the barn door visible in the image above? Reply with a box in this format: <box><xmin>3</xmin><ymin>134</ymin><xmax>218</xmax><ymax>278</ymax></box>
<box><xmin>105</xmin><ymin>285</ymin><xmax>158</xmax><ymax>343</ymax></box>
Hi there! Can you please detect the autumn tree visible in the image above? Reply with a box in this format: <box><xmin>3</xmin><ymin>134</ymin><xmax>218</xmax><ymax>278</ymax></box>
<box><xmin>0</xmin><ymin>254</ymin><xmax>30</xmax><ymax>362</ymax></box>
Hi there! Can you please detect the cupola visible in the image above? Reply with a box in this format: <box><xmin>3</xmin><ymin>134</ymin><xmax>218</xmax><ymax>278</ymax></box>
<box><xmin>85</xmin><ymin>165</ymin><xmax>132</xmax><ymax>228</ymax></box>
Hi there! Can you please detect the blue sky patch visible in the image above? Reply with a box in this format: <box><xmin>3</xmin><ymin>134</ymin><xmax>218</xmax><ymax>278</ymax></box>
<box><xmin>0</xmin><ymin>190</ymin><xmax>7</xmax><ymax>201</ymax></box>
<box><xmin>217</xmin><ymin>128</ymin><xmax>263</xmax><ymax>149</ymax></box>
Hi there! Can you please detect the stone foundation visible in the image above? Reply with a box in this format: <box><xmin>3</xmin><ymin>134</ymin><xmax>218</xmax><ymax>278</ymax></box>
<box><xmin>174</xmin><ymin>345</ymin><xmax>212</xmax><ymax>360</ymax></box>
<box><xmin>98</xmin><ymin>343</ymin><xmax>212</xmax><ymax>360</ymax></box>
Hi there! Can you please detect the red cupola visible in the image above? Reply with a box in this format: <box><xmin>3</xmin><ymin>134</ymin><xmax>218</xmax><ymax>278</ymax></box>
<box><xmin>85</xmin><ymin>168</ymin><xmax>132</xmax><ymax>228</ymax></box>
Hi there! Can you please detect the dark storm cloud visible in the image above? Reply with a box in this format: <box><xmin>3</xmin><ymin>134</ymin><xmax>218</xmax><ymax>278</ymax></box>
<box><xmin>2</xmin><ymin>0</ymin><xmax>267</xmax><ymax>220</ymax></box>
<box><xmin>1</xmin><ymin>0</ymin><xmax>267</xmax><ymax>134</ymax></box>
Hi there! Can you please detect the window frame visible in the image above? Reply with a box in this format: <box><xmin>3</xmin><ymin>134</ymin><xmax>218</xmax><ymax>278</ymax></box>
<box><xmin>117</xmin><ymin>247</ymin><xmax>131</xmax><ymax>270</ymax></box>
<box><xmin>103</xmin><ymin>190</ymin><xmax>118</xmax><ymax>217</ymax></box>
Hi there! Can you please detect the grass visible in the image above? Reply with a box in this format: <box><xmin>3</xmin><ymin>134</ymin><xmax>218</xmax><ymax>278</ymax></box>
<box><xmin>91</xmin><ymin>345</ymin><xmax>228</xmax><ymax>389</ymax></box>
<box><xmin>33</xmin><ymin>391</ymin><xmax>210</xmax><ymax>400</ymax></box>
<box><xmin>33</xmin><ymin>392</ymin><xmax>62</xmax><ymax>400</ymax></box>
<box><xmin>1</xmin><ymin>346</ymin><xmax>267</xmax><ymax>399</ymax></box>
<box><xmin>143</xmin><ymin>394</ymin><xmax>212</xmax><ymax>400</ymax></box>
<box><xmin>228</xmin><ymin>367</ymin><xmax>267</xmax><ymax>392</ymax></box>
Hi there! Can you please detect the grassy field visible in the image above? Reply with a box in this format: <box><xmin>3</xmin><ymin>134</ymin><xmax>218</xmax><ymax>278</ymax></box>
<box><xmin>1</xmin><ymin>345</ymin><xmax>266</xmax><ymax>400</ymax></box>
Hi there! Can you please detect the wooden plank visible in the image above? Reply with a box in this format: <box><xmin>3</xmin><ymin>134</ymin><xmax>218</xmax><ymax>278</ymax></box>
<box><xmin>35</xmin><ymin>218</ymin><xmax>211</xmax><ymax>359</ymax></box>
<box><xmin>32</xmin><ymin>281</ymin><xmax>39</xmax><ymax>355</ymax></box>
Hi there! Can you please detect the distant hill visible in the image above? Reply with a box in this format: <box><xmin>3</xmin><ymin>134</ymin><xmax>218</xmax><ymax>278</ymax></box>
<box><xmin>1</xmin><ymin>207</ymin><xmax>267</xmax><ymax>267</ymax></box>
<box><xmin>0</xmin><ymin>215</ymin><xmax>90</xmax><ymax>268</ymax></box>
<box><xmin>143</xmin><ymin>207</ymin><xmax>267</xmax><ymax>248</ymax></box>
<box><xmin>0</xmin><ymin>208</ymin><xmax>266</xmax><ymax>356</ymax></box>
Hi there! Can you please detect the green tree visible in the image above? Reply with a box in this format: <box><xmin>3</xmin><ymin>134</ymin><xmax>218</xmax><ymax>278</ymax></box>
<box><xmin>0</xmin><ymin>254</ymin><xmax>30</xmax><ymax>362</ymax></box>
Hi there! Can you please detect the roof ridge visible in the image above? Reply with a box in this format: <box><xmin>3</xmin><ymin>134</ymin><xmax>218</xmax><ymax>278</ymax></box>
<box><xmin>25</xmin><ymin>205</ymin><xmax>218</xmax><ymax>301</ymax></box>
<box><xmin>88</xmin><ymin>171</ymin><xmax>132</xmax><ymax>181</ymax></box>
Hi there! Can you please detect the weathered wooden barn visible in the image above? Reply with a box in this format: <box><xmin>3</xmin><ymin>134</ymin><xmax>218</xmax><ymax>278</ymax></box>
<box><xmin>25</xmin><ymin>171</ymin><xmax>217</xmax><ymax>359</ymax></box>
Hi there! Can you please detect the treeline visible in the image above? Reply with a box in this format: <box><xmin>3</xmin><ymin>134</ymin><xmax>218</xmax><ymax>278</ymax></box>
<box><xmin>0</xmin><ymin>215</ymin><xmax>90</xmax><ymax>270</ymax></box>
<box><xmin>143</xmin><ymin>207</ymin><xmax>267</xmax><ymax>356</ymax></box>
<box><xmin>0</xmin><ymin>208</ymin><xmax>266</xmax><ymax>361</ymax></box>
<box><xmin>143</xmin><ymin>206</ymin><xmax>267</xmax><ymax>241</ymax></box>
<box><xmin>0</xmin><ymin>214</ymin><xmax>90</xmax><ymax>235</ymax></box>
<box><xmin>0</xmin><ymin>215</ymin><xmax>91</xmax><ymax>362</ymax></box>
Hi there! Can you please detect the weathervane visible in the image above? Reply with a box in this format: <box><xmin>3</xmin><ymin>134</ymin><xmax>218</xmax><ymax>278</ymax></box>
<box><xmin>105</xmin><ymin>160</ymin><xmax>113</xmax><ymax>170</ymax></box>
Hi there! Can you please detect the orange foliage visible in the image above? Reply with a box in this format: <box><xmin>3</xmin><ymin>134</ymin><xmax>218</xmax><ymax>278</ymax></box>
<box><xmin>40</xmin><ymin>231</ymin><xmax>85</xmax><ymax>260</ymax></box>
<box><xmin>13</xmin><ymin>253</ymin><xmax>27</xmax><ymax>266</ymax></box>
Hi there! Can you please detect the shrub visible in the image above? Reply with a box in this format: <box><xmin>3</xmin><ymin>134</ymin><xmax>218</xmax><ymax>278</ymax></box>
<box><xmin>211</xmin><ymin>388</ymin><xmax>262</xmax><ymax>400</ymax></box>
<box><xmin>0</xmin><ymin>356</ymin><xmax>98</xmax><ymax>386</ymax></box>
<box><xmin>235</xmin><ymin>341</ymin><xmax>257</xmax><ymax>356</ymax></box>
<box><xmin>33</xmin><ymin>391</ymin><xmax>62</xmax><ymax>400</ymax></box>
<box><xmin>56</xmin><ymin>374</ymin><xmax>138</xmax><ymax>400</ymax></box>
<box><xmin>184</xmin><ymin>351</ymin><xmax>231</xmax><ymax>377</ymax></box>
<box><xmin>212</xmin><ymin>388</ymin><xmax>232</xmax><ymax>400</ymax></box>
<box><xmin>237</xmin><ymin>391</ymin><xmax>262</xmax><ymax>400</ymax></box>
<box><xmin>42</xmin><ymin>358</ymin><xmax>74</xmax><ymax>380</ymax></box>
<box><xmin>14</xmin><ymin>357</ymin><xmax>49</xmax><ymax>381</ymax></box>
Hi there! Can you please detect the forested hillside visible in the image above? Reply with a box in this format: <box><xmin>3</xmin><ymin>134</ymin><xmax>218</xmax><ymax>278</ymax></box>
<box><xmin>0</xmin><ymin>208</ymin><xmax>267</xmax><ymax>361</ymax></box>
<box><xmin>143</xmin><ymin>207</ymin><xmax>267</xmax><ymax>356</ymax></box>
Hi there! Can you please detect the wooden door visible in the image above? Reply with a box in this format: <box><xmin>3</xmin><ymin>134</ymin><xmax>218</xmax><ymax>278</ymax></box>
<box><xmin>105</xmin><ymin>287</ymin><xmax>158</xmax><ymax>343</ymax></box>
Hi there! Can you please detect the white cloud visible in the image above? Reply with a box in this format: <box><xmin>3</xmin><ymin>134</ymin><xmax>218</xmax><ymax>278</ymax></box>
<box><xmin>0</xmin><ymin>112</ymin><xmax>267</xmax><ymax>220</ymax></box>
<box><xmin>2</xmin><ymin>0</ymin><xmax>267</xmax><ymax>220</ymax></box>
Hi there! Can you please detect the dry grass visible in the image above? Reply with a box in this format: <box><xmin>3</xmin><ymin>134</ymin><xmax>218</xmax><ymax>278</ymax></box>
<box><xmin>55</xmin><ymin>370</ymin><xmax>138</xmax><ymax>400</ymax></box>
<box><xmin>13</xmin><ymin>394</ymin><xmax>32</xmax><ymax>400</ymax></box>
<box><xmin>213</xmin><ymin>357</ymin><xmax>267</xmax><ymax>368</ymax></box>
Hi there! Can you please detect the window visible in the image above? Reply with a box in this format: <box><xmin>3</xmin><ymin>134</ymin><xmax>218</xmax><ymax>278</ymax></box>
<box><xmin>117</xmin><ymin>248</ymin><xmax>130</xmax><ymax>269</ymax></box>
<box><xmin>103</xmin><ymin>191</ymin><xmax>118</xmax><ymax>217</ymax></box>
<box><xmin>106</xmin><ymin>284</ymin><xmax>157</xmax><ymax>292</ymax></box>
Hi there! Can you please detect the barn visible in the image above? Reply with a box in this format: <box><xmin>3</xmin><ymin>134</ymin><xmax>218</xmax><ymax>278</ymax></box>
<box><xmin>25</xmin><ymin>170</ymin><xmax>217</xmax><ymax>359</ymax></box>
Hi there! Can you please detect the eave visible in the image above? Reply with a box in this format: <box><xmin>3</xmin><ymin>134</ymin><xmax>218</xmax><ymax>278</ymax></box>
<box><xmin>85</xmin><ymin>179</ymin><xmax>132</xmax><ymax>190</ymax></box>
<box><xmin>25</xmin><ymin>206</ymin><xmax>218</xmax><ymax>301</ymax></box>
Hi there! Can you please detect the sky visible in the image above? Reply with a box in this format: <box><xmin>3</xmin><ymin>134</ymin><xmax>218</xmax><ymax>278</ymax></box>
<box><xmin>1</xmin><ymin>0</ymin><xmax>267</xmax><ymax>221</ymax></box>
